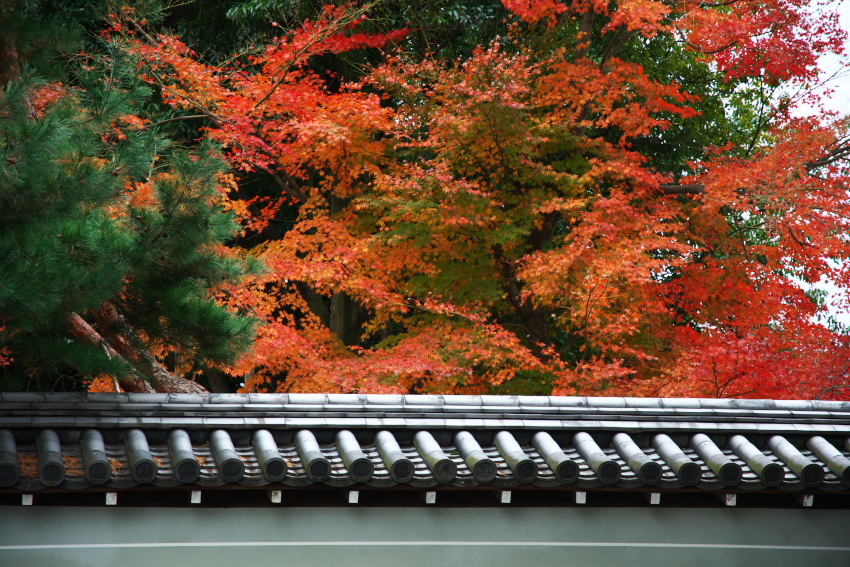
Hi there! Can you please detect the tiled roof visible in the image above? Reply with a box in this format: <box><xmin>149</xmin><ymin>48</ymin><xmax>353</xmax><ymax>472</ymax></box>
<box><xmin>1</xmin><ymin>393</ymin><xmax>849</xmax><ymax>494</ymax></box>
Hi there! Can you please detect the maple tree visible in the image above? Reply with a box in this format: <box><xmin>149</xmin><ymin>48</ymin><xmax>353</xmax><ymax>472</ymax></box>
<box><xmin>96</xmin><ymin>0</ymin><xmax>850</xmax><ymax>398</ymax></box>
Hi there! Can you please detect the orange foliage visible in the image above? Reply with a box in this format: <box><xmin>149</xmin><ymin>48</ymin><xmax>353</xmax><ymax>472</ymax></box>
<box><xmin>87</xmin><ymin>375</ymin><xmax>118</xmax><ymax>392</ymax></box>
<box><xmin>0</xmin><ymin>327</ymin><xmax>9</xmax><ymax>368</ymax></box>
<box><xmin>116</xmin><ymin>2</ymin><xmax>850</xmax><ymax>399</ymax></box>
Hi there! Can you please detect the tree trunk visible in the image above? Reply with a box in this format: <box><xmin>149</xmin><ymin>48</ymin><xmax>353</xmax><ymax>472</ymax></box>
<box><xmin>71</xmin><ymin>305</ymin><xmax>209</xmax><ymax>393</ymax></box>
<box><xmin>204</xmin><ymin>366</ymin><xmax>233</xmax><ymax>393</ymax></box>
<box><xmin>330</xmin><ymin>291</ymin><xmax>367</xmax><ymax>347</ymax></box>
<box><xmin>297</xmin><ymin>281</ymin><xmax>331</xmax><ymax>327</ymax></box>
<box><xmin>326</xmin><ymin>194</ymin><xmax>367</xmax><ymax>347</ymax></box>
<box><xmin>0</xmin><ymin>33</ymin><xmax>21</xmax><ymax>88</ymax></box>
<box><xmin>67</xmin><ymin>313</ymin><xmax>153</xmax><ymax>393</ymax></box>
<box><xmin>491</xmin><ymin>244</ymin><xmax>553</xmax><ymax>359</ymax></box>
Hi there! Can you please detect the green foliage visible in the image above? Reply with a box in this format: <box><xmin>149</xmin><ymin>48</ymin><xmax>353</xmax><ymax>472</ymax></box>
<box><xmin>0</xmin><ymin>72</ymin><xmax>134</xmax><ymax>385</ymax></box>
<box><xmin>486</xmin><ymin>369</ymin><xmax>557</xmax><ymax>396</ymax></box>
<box><xmin>119</xmin><ymin>140</ymin><xmax>258</xmax><ymax>364</ymax></box>
<box><xmin>0</xmin><ymin>50</ymin><xmax>256</xmax><ymax>389</ymax></box>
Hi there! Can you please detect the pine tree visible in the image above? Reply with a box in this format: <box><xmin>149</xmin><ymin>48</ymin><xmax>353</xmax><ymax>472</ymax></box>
<box><xmin>0</xmin><ymin>8</ymin><xmax>255</xmax><ymax>392</ymax></box>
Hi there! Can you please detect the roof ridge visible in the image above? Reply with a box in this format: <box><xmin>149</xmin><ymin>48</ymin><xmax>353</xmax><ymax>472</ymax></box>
<box><xmin>1</xmin><ymin>392</ymin><xmax>849</xmax><ymax>413</ymax></box>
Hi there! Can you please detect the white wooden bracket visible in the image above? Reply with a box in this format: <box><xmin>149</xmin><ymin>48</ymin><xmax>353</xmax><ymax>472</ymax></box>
<box><xmin>718</xmin><ymin>493</ymin><xmax>736</xmax><ymax>506</ymax></box>
<box><xmin>796</xmin><ymin>494</ymin><xmax>813</xmax><ymax>507</ymax></box>
<box><xmin>495</xmin><ymin>490</ymin><xmax>511</xmax><ymax>504</ymax></box>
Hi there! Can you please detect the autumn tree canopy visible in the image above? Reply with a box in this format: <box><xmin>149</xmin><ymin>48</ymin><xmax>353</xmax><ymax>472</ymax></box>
<box><xmin>3</xmin><ymin>0</ymin><xmax>850</xmax><ymax>398</ymax></box>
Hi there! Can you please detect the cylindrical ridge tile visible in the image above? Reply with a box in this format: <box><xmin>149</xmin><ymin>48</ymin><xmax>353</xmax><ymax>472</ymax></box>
<box><xmin>728</xmin><ymin>435</ymin><xmax>784</xmax><ymax>487</ymax></box>
<box><xmin>572</xmin><ymin>432</ymin><xmax>620</xmax><ymax>484</ymax></box>
<box><xmin>494</xmin><ymin>431</ymin><xmax>538</xmax><ymax>483</ymax></box>
<box><xmin>252</xmin><ymin>429</ymin><xmax>287</xmax><ymax>482</ymax></box>
<box><xmin>807</xmin><ymin>436</ymin><xmax>850</xmax><ymax>486</ymax></box>
<box><xmin>454</xmin><ymin>431</ymin><xmax>496</xmax><ymax>483</ymax></box>
<box><xmin>531</xmin><ymin>432</ymin><xmax>579</xmax><ymax>484</ymax></box>
<box><xmin>612</xmin><ymin>433</ymin><xmax>662</xmax><ymax>485</ymax></box>
<box><xmin>295</xmin><ymin>430</ymin><xmax>331</xmax><ymax>482</ymax></box>
<box><xmin>375</xmin><ymin>431</ymin><xmax>414</xmax><ymax>483</ymax></box>
<box><xmin>0</xmin><ymin>429</ymin><xmax>20</xmax><ymax>487</ymax></box>
<box><xmin>651</xmin><ymin>434</ymin><xmax>701</xmax><ymax>486</ymax></box>
<box><xmin>80</xmin><ymin>429</ymin><xmax>111</xmax><ymax>485</ymax></box>
<box><xmin>124</xmin><ymin>429</ymin><xmax>157</xmax><ymax>484</ymax></box>
<box><xmin>335</xmin><ymin>430</ymin><xmax>374</xmax><ymax>483</ymax></box>
<box><xmin>209</xmin><ymin>430</ymin><xmax>244</xmax><ymax>483</ymax></box>
<box><xmin>413</xmin><ymin>431</ymin><xmax>456</xmax><ymax>484</ymax></box>
<box><xmin>37</xmin><ymin>429</ymin><xmax>65</xmax><ymax>487</ymax></box>
<box><xmin>168</xmin><ymin>429</ymin><xmax>200</xmax><ymax>484</ymax></box>
<box><xmin>690</xmin><ymin>434</ymin><xmax>741</xmax><ymax>486</ymax></box>
<box><xmin>767</xmin><ymin>435</ymin><xmax>824</xmax><ymax>487</ymax></box>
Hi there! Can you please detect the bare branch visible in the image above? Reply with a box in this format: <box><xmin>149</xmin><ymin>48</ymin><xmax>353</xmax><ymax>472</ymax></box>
<box><xmin>816</xmin><ymin>384</ymin><xmax>850</xmax><ymax>399</ymax></box>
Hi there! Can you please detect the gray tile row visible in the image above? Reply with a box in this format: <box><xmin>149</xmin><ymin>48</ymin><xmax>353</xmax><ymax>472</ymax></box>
<box><xmin>2</xmin><ymin>427</ymin><xmax>848</xmax><ymax>494</ymax></box>
<box><xmin>2</xmin><ymin>415</ymin><xmax>850</xmax><ymax>436</ymax></box>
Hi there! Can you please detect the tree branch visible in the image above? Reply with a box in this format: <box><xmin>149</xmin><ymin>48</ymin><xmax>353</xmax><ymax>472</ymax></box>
<box><xmin>787</xmin><ymin>226</ymin><xmax>814</xmax><ymax>249</ymax></box>
<box><xmin>806</xmin><ymin>142</ymin><xmax>850</xmax><ymax>169</ymax></box>
<box><xmin>660</xmin><ymin>183</ymin><xmax>706</xmax><ymax>195</ymax></box>
<box><xmin>266</xmin><ymin>165</ymin><xmax>309</xmax><ymax>202</ymax></box>
<box><xmin>147</xmin><ymin>114</ymin><xmax>208</xmax><ymax>128</ymax></box>
<box><xmin>600</xmin><ymin>26</ymin><xmax>636</xmax><ymax>67</ymax></box>
<box><xmin>250</xmin><ymin>4</ymin><xmax>371</xmax><ymax>112</ymax></box>
<box><xmin>67</xmin><ymin>312</ymin><xmax>153</xmax><ymax>392</ymax></box>
<box><xmin>816</xmin><ymin>384</ymin><xmax>850</xmax><ymax>400</ymax></box>
<box><xmin>92</xmin><ymin>304</ymin><xmax>208</xmax><ymax>393</ymax></box>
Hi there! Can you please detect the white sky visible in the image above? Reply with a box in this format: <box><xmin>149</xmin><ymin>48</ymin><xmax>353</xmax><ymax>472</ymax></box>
<box><xmin>785</xmin><ymin>2</ymin><xmax>850</xmax><ymax>326</ymax></box>
<box><xmin>795</xmin><ymin>2</ymin><xmax>850</xmax><ymax>116</ymax></box>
